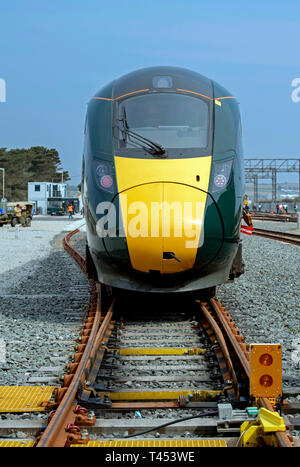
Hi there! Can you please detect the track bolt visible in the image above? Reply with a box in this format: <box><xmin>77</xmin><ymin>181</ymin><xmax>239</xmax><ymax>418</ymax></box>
<box><xmin>65</xmin><ymin>423</ymin><xmax>81</xmax><ymax>434</ymax></box>
<box><xmin>74</xmin><ymin>405</ymin><xmax>88</xmax><ymax>415</ymax></box>
<box><xmin>47</xmin><ymin>410</ymin><xmax>56</xmax><ymax>424</ymax></box>
<box><xmin>67</xmin><ymin>363</ymin><xmax>79</xmax><ymax>373</ymax></box>
<box><xmin>65</xmin><ymin>424</ymin><xmax>89</xmax><ymax>447</ymax></box>
<box><xmin>178</xmin><ymin>395</ymin><xmax>188</xmax><ymax>407</ymax></box>
<box><xmin>103</xmin><ymin>393</ymin><xmax>112</xmax><ymax>405</ymax></box>
<box><xmin>55</xmin><ymin>387</ymin><xmax>67</xmax><ymax>403</ymax></box>
<box><xmin>62</xmin><ymin>374</ymin><xmax>74</xmax><ymax>387</ymax></box>
<box><xmin>73</xmin><ymin>352</ymin><xmax>83</xmax><ymax>363</ymax></box>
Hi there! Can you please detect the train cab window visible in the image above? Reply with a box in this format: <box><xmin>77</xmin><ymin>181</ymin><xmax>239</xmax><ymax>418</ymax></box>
<box><xmin>116</xmin><ymin>93</ymin><xmax>210</xmax><ymax>155</ymax></box>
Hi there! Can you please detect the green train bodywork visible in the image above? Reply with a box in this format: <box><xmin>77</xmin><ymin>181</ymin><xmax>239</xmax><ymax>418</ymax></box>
<box><xmin>82</xmin><ymin>66</ymin><xmax>244</xmax><ymax>294</ymax></box>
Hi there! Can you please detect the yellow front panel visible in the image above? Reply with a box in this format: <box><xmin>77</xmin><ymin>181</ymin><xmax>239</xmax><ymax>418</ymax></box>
<box><xmin>118</xmin><ymin>183</ymin><xmax>163</xmax><ymax>272</ymax></box>
<box><xmin>115</xmin><ymin>156</ymin><xmax>212</xmax><ymax>274</ymax></box>
<box><xmin>162</xmin><ymin>183</ymin><xmax>207</xmax><ymax>273</ymax></box>
<box><xmin>114</xmin><ymin>156</ymin><xmax>212</xmax><ymax>190</ymax></box>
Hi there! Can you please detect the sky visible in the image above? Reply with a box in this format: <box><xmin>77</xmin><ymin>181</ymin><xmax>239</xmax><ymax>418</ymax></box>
<box><xmin>0</xmin><ymin>0</ymin><xmax>300</xmax><ymax>185</ymax></box>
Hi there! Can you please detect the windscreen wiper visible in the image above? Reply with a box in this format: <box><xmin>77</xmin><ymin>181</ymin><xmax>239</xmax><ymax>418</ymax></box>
<box><xmin>120</xmin><ymin>108</ymin><xmax>166</xmax><ymax>157</ymax></box>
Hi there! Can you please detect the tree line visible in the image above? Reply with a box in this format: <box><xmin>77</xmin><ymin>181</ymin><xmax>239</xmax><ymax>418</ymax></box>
<box><xmin>0</xmin><ymin>146</ymin><xmax>70</xmax><ymax>201</ymax></box>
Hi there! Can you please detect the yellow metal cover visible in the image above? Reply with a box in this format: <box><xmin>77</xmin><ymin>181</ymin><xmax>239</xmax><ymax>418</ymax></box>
<box><xmin>0</xmin><ymin>386</ymin><xmax>55</xmax><ymax>412</ymax></box>
<box><xmin>96</xmin><ymin>389</ymin><xmax>221</xmax><ymax>401</ymax></box>
<box><xmin>250</xmin><ymin>344</ymin><xmax>282</xmax><ymax>398</ymax></box>
<box><xmin>0</xmin><ymin>441</ymin><xmax>35</xmax><ymax>447</ymax></box>
<box><xmin>240</xmin><ymin>408</ymin><xmax>286</xmax><ymax>447</ymax></box>
<box><xmin>117</xmin><ymin>348</ymin><xmax>206</xmax><ymax>356</ymax></box>
<box><xmin>71</xmin><ymin>439</ymin><xmax>227</xmax><ymax>447</ymax></box>
<box><xmin>259</xmin><ymin>408</ymin><xmax>286</xmax><ymax>433</ymax></box>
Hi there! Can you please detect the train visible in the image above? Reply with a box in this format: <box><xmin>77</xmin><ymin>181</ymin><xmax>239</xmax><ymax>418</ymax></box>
<box><xmin>82</xmin><ymin>66</ymin><xmax>244</xmax><ymax>296</ymax></box>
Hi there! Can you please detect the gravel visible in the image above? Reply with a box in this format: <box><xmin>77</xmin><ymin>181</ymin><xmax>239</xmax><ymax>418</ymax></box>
<box><xmin>1</xmin><ymin>219</ymin><xmax>298</xmax><ymax>386</ymax></box>
<box><xmin>0</xmin><ymin>216</ymin><xmax>89</xmax><ymax>386</ymax></box>
<box><xmin>218</xmin><ymin>221</ymin><xmax>300</xmax><ymax>383</ymax></box>
<box><xmin>0</xmin><ymin>215</ymin><xmax>85</xmax><ymax>284</ymax></box>
<box><xmin>253</xmin><ymin>218</ymin><xmax>300</xmax><ymax>233</ymax></box>
<box><xmin>0</xmin><ymin>216</ymin><xmax>299</xmax><ymax>439</ymax></box>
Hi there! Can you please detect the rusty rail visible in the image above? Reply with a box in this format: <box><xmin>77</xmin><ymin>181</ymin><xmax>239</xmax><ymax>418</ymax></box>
<box><xmin>36</xmin><ymin>228</ymin><xmax>292</xmax><ymax>447</ymax></box>
<box><xmin>252</xmin><ymin>228</ymin><xmax>300</xmax><ymax>246</ymax></box>
<box><xmin>36</xmin><ymin>229</ymin><xmax>114</xmax><ymax>447</ymax></box>
<box><xmin>199</xmin><ymin>302</ymin><xmax>239</xmax><ymax>400</ymax></box>
<box><xmin>62</xmin><ymin>229</ymin><xmax>87</xmax><ymax>273</ymax></box>
<box><xmin>208</xmin><ymin>298</ymin><xmax>293</xmax><ymax>447</ymax></box>
<box><xmin>251</xmin><ymin>212</ymin><xmax>297</xmax><ymax>223</ymax></box>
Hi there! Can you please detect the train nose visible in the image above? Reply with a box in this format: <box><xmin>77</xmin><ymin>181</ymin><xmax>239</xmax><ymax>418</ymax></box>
<box><xmin>114</xmin><ymin>182</ymin><xmax>209</xmax><ymax>274</ymax></box>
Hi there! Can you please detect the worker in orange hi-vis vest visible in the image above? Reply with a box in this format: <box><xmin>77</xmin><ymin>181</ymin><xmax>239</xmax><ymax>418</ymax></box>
<box><xmin>68</xmin><ymin>205</ymin><xmax>74</xmax><ymax>219</ymax></box>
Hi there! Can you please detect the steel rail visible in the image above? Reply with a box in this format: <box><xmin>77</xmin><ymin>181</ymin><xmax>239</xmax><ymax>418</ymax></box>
<box><xmin>259</xmin><ymin>398</ymin><xmax>293</xmax><ymax>447</ymax></box>
<box><xmin>36</xmin><ymin>297</ymin><xmax>101</xmax><ymax>446</ymax></box>
<box><xmin>252</xmin><ymin>228</ymin><xmax>300</xmax><ymax>246</ymax></box>
<box><xmin>36</xmin><ymin>229</ymin><xmax>111</xmax><ymax>447</ymax></box>
<box><xmin>210</xmin><ymin>298</ymin><xmax>293</xmax><ymax>447</ymax></box>
<box><xmin>210</xmin><ymin>299</ymin><xmax>250</xmax><ymax>379</ymax></box>
<box><xmin>62</xmin><ymin>229</ymin><xmax>87</xmax><ymax>273</ymax></box>
<box><xmin>251</xmin><ymin>213</ymin><xmax>297</xmax><ymax>223</ymax></box>
<box><xmin>199</xmin><ymin>302</ymin><xmax>239</xmax><ymax>398</ymax></box>
<box><xmin>35</xmin><ymin>228</ymin><xmax>292</xmax><ymax>447</ymax></box>
<box><xmin>80</xmin><ymin>301</ymin><xmax>115</xmax><ymax>398</ymax></box>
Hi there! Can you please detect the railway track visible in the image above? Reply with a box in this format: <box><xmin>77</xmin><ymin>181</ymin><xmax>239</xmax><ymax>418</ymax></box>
<box><xmin>252</xmin><ymin>228</ymin><xmax>300</xmax><ymax>246</ymax></box>
<box><xmin>0</xmin><ymin>228</ymin><xmax>298</xmax><ymax>448</ymax></box>
<box><xmin>250</xmin><ymin>213</ymin><xmax>297</xmax><ymax>223</ymax></box>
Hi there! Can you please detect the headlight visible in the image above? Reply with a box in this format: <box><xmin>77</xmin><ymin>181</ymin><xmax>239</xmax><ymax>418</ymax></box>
<box><xmin>93</xmin><ymin>160</ymin><xmax>115</xmax><ymax>193</ymax></box>
<box><xmin>212</xmin><ymin>160</ymin><xmax>233</xmax><ymax>192</ymax></box>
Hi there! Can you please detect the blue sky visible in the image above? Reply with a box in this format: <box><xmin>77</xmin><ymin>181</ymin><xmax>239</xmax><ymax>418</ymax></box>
<box><xmin>0</xmin><ymin>0</ymin><xmax>299</xmax><ymax>184</ymax></box>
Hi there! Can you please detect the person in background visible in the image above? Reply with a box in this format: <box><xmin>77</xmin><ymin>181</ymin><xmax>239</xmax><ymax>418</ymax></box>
<box><xmin>13</xmin><ymin>203</ymin><xmax>26</xmax><ymax>226</ymax></box>
<box><xmin>14</xmin><ymin>204</ymin><xmax>22</xmax><ymax>219</ymax></box>
<box><xmin>68</xmin><ymin>204</ymin><xmax>74</xmax><ymax>219</ymax></box>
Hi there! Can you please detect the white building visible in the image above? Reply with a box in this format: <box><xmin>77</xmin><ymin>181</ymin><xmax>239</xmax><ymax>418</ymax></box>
<box><xmin>28</xmin><ymin>182</ymin><xmax>67</xmax><ymax>214</ymax></box>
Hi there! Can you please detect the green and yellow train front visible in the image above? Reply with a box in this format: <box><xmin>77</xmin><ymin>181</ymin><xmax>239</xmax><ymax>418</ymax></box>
<box><xmin>83</xmin><ymin>67</ymin><xmax>244</xmax><ymax>293</ymax></box>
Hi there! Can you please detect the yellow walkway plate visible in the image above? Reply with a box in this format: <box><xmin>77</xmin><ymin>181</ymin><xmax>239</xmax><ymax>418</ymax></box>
<box><xmin>96</xmin><ymin>389</ymin><xmax>221</xmax><ymax>401</ymax></box>
<box><xmin>115</xmin><ymin>348</ymin><xmax>206</xmax><ymax>356</ymax></box>
<box><xmin>0</xmin><ymin>441</ymin><xmax>35</xmax><ymax>447</ymax></box>
<box><xmin>0</xmin><ymin>386</ymin><xmax>55</xmax><ymax>413</ymax></box>
<box><xmin>72</xmin><ymin>439</ymin><xmax>227</xmax><ymax>447</ymax></box>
